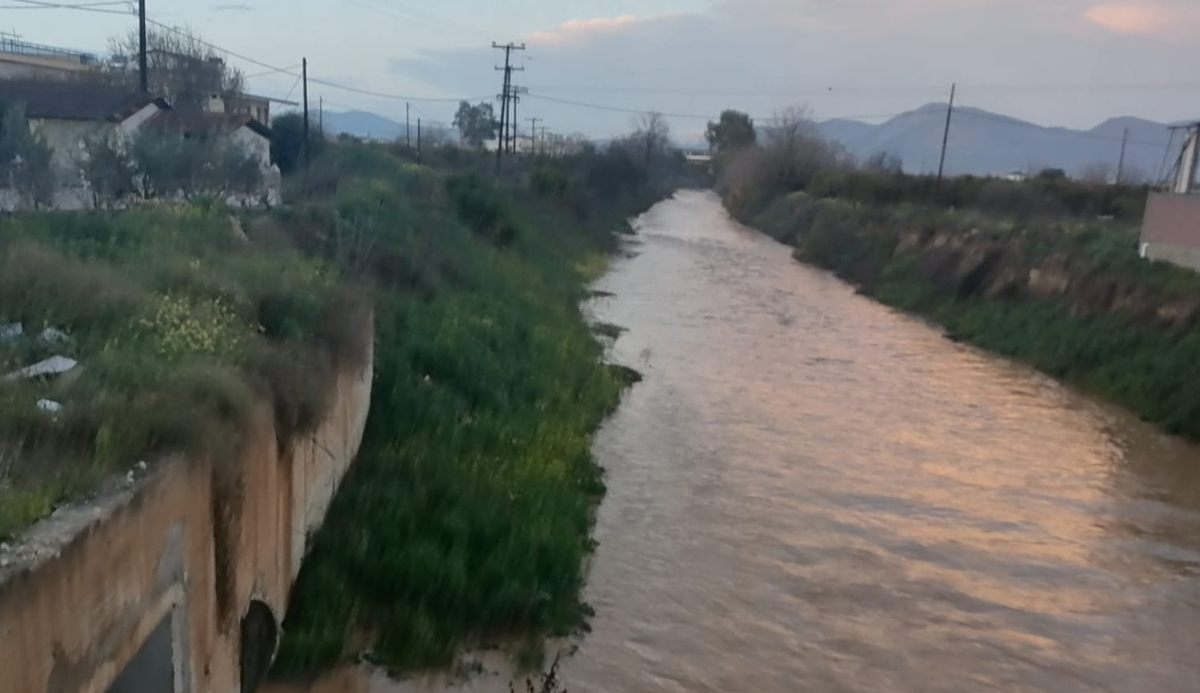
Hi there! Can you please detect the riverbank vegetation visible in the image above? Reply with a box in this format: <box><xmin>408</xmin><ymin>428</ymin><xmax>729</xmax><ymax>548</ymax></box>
<box><xmin>708</xmin><ymin>107</ymin><xmax>1200</xmax><ymax>439</ymax></box>
<box><xmin>0</xmin><ymin>204</ymin><xmax>359</xmax><ymax>538</ymax></box>
<box><xmin>271</xmin><ymin>128</ymin><xmax>699</xmax><ymax>675</ymax></box>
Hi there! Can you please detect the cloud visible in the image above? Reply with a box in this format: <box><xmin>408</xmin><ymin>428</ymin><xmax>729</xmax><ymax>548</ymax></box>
<box><xmin>524</xmin><ymin>14</ymin><xmax>679</xmax><ymax>45</ymax></box>
<box><xmin>212</xmin><ymin>3</ymin><xmax>253</xmax><ymax>11</ymax></box>
<box><xmin>1084</xmin><ymin>4</ymin><xmax>1176</xmax><ymax>33</ymax></box>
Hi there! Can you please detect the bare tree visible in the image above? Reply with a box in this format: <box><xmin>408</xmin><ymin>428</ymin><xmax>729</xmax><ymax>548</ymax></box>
<box><xmin>108</xmin><ymin>25</ymin><xmax>245</xmax><ymax>110</ymax></box>
<box><xmin>1079</xmin><ymin>162</ymin><xmax>1114</xmax><ymax>184</ymax></box>
<box><xmin>759</xmin><ymin>105</ymin><xmax>844</xmax><ymax>192</ymax></box>
<box><xmin>622</xmin><ymin>112</ymin><xmax>671</xmax><ymax>166</ymax></box>
<box><xmin>865</xmin><ymin>151</ymin><xmax>904</xmax><ymax>174</ymax></box>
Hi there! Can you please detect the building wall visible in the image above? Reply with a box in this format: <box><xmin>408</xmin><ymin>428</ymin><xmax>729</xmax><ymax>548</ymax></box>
<box><xmin>0</xmin><ymin>54</ymin><xmax>91</xmax><ymax>80</ymax></box>
<box><xmin>28</xmin><ymin>118</ymin><xmax>113</xmax><ymax>179</ymax></box>
<box><xmin>232</xmin><ymin>126</ymin><xmax>271</xmax><ymax>169</ymax></box>
<box><xmin>0</xmin><ymin>314</ymin><xmax>373</xmax><ymax>693</ymax></box>
<box><xmin>1140</xmin><ymin>193</ymin><xmax>1200</xmax><ymax>272</ymax></box>
<box><xmin>1143</xmin><ymin>243</ymin><xmax>1200</xmax><ymax>273</ymax></box>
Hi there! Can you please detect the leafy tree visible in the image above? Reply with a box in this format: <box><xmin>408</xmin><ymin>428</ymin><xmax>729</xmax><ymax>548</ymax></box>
<box><xmin>108</xmin><ymin>25</ymin><xmax>245</xmax><ymax>110</ymax></box>
<box><xmin>0</xmin><ymin>102</ymin><xmax>55</xmax><ymax>209</ymax></box>
<box><xmin>452</xmin><ymin>101</ymin><xmax>498</xmax><ymax>149</ymax></box>
<box><xmin>1037</xmin><ymin>168</ymin><xmax>1067</xmax><ymax>181</ymax></box>
<box><xmin>705</xmin><ymin>110</ymin><xmax>756</xmax><ymax>155</ymax></box>
<box><xmin>130</xmin><ymin>129</ymin><xmax>261</xmax><ymax>200</ymax></box>
<box><xmin>270</xmin><ymin>112</ymin><xmax>324</xmax><ymax>174</ymax></box>
<box><xmin>80</xmin><ymin>134</ymin><xmax>136</xmax><ymax>209</ymax></box>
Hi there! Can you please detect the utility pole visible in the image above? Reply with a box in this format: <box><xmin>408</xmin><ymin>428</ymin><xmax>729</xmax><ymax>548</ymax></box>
<box><xmin>526</xmin><ymin>117</ymin><xmax>541</xmax><ymax>154</ymax></box>
<box><xmin>936</xmin><ymin>83</ymin><xmax>956</xmax><ymax>188</ymax></box>
<box><xmin>509</xmin><ymin>86</ymin><xmax>527</xmax><ymax>154</ymax></box>
<box><xmin>1115</xmin><ymin>127</ymin><xmax>1129</xmax><ymax>185</ymax></box>
<box><xmin>1171</xmin><ymin>123</ymin><xmax>1200</xmax><ymax>194</ymax></box>
<box><xmin>301</xmin><ymin>58</ymin><xmax>309</xmax><ymax>167</ymax></box>
<box><xmin>492</xmin><ymin>41</ymin><xmax>525</xmax><ymax>171</ymax></box>
<box><xmin>537</xmin><ymin>126</ymin><xmax>548</xmax><ymax>156</ymax></box>
<box><xmin>406</xmin><ymin>102</ymin><xmax>411</xmax><ymax>149</ymax></box>
<box><xmin>137</xmin><ymin>0</ymin><xmax>148</xmax><ymax>93</ymax></box>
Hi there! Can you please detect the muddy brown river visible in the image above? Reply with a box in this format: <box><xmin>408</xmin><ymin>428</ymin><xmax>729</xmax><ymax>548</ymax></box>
<box><xmin>272</xmin><ymin>190</ymin><xmax>1200</xmax><ymax>693</ymax></box>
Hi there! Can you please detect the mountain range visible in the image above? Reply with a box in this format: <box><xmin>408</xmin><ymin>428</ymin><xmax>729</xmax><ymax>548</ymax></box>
<box><xmin>319</xmin><ymin>110</ymin><xmax>410</xmax><ymax>141</ymax></box>
<box><xmin>316</xmin><ymin>104</ymin><xmax>1189</xmax><ymax>181</ymax></box>
<box><xmin>815</xmin><ymin>103</ymin><xmax>1181</xmax><ymax>180</ymax></box>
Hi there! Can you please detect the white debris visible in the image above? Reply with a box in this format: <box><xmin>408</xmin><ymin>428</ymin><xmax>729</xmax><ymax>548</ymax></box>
<box><xmin>0</xmin><ymin>543</ymin><xmax>10</xmax><ymax>553</ymax></box>
<box><xmin>36</xmin><ymin>399</ymin><xmax>63</xmax><ymax>414</ymax></box>
<box><xmin>3</xmin><ymin>356</ymin><xmax>78</xmax><ymax>382</ymax></box>
<box><xmin>135</xmin><ymin>461</ymin><xmax>147</xmax><ymax>471</ymax></box>
<box><xmin>0</xmin><ymin>323</ymin><xmax>22</xmax><ymax>343</ymax></box>
<box><xmin>38</xmin><ymin>328</ymin><xmax>68</xmax><ymax>345</ymax></box>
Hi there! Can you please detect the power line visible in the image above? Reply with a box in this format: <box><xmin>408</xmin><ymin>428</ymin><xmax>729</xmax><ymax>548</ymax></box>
<box><xmin>525</xmin><ymin>92</ymin><xmax>901</xmax><ymax>123</ymax></box>
<box><xmin>2</xmin><ymin>0</ymin><xmax>128</xmax><ymax>9</ymax></box>
<box><xmin>245</xmin><ymin>63</ymin><xmax>302</xmax><ymax>80</ymax></box>
<box><xmin>5</xmin><ymin>0</ymin><xmax>129</xmax><ymax>14</ymax></box>
<box><xmin>142</xmin><ymin>18</ymin><xmax>484</xmax><ymax>103</ymax></box>
<box><xmin>525</xmin><ymin>81</ymin><xmax>1200</xmax><ymax>96</ymax></box>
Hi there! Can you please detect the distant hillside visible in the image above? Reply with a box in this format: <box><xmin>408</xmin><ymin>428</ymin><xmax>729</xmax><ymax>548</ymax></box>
<box><xmin>320</xmin><ymin>110</ymin><xmax>407</xmax><ymax>140</ymax></box>
<box><xmin>816</xmin><ymin>104</ymin><xmax>1182</xmax><ymax>180</ymax></box>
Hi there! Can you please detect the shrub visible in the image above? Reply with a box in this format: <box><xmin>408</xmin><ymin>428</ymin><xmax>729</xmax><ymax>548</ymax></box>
<box><xmin>445</xmin><ymin>173</ymin><xmax>519</xmax><ymax>246</ymax></box>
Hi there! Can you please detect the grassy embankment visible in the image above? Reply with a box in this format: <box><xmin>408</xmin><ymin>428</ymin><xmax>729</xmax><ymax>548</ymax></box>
<box><xmin>269</xmin><ymin>143</ymin><xmax>677</xmax><ymax>675</ymax></box>
<box><xmin>734</xmin><ymin>179</ymin><xmax>1200</xmax><ymax>439</ymax></box>
<box><xmin>0</xmin><ymin>204</ymin><xmax>357</xmax><ymax>539</ymax></box>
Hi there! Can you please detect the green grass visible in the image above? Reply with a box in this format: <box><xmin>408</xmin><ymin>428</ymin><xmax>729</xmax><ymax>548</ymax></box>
<box><xmin>0</xmin><ymin>202</ymin><xmax>357</xmax><ymax>539</ymax></box>
<box><xmin>271</xmin><ymin>144</ymin><xmax>650</xmax><ymax>675</ymax></box>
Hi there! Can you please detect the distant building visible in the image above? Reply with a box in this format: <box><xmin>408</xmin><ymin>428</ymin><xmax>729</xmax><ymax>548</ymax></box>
<box><xmin>1140</xmin><ymin>124</ymin><xmax>1200</xmax><ymax>271</ymax></box>
<box><xmin>145</xmin><ymin>106</ymin><xmax>280</xmax><ymax>205</ymax></box>
<box><xmin>0</xmin><ymin>80</ymin><xmax>167</xmax><ymax>210</ymax></box>
<box><xmin>0</xmin><ymin>80</ymin><xmax>280</xmax><ymax>209</ymax></box>
<box><xmin>0</xmin><ymin>33</ymin><xmax>101</xmax><ymax>81</ymax></box>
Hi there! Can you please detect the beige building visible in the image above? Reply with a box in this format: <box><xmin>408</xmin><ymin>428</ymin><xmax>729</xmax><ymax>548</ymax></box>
<box><xmin>0</xmin><ymin>33</ymin><xmax>100</xmax><ymax>81</ymax></box>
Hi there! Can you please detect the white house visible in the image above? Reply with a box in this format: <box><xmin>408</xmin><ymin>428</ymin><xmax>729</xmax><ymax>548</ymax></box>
<box><xmin>144</xmin><ymin>105</ymin><xmax>280</xmax><ymax>205</ymax></box>
<box><xmin>0</xmin><ymin>81</ymin><xmax>280</xmax><ymax>209</ymax></box>
<box><xmin>0</xmin><ymin>79</ymin><xmax>168</xmax><ymax>210</ymax></box>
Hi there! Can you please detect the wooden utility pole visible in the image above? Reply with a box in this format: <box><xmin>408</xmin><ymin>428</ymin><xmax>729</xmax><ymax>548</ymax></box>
<box><xmin>137</xmin><ymin>0</ymin><xmax>148</xmax><ymax>93</ymax></box>
<box><xmin>301</xmin><ymin>58</ymin><xmax>309</xmax><ymax>166</ymax></box>
<box><xmin>526</xmin><ymin>117</ymin><xmax>541</xmax><ymax>154</ymax></box>
<box><xmin>936</xmin><ymin>83</ymin><xmax>956</xmax><ymax>188</ymax></box>
<box><xmin>1116</xmin><ymin>127</ymin><xmax>1129</xmax><ymax>184</ymax></box>
<box><xmin>492</xmin><ymin>42</ymin><xmax>525</xmax><ymax>172</ymax></box>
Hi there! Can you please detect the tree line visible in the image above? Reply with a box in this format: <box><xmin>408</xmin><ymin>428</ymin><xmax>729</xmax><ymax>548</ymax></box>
<box><xmin>705</xmin><ymin>106</ymin><xmax>1152</xmax><ymax>222</ymax></box>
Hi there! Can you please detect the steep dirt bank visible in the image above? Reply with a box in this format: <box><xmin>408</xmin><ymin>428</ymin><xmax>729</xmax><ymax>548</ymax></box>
<box><xmin>740</xmin><ymin>192</ymin><xmax>1200</xmax><ymax>438</ymax></box>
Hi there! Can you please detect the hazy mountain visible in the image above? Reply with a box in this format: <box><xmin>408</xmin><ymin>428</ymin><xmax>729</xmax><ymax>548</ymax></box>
<box><xmin>816</xmin><ymin>104</ymin><xmax>1181</xmax><ymax>181</ymax></box>
<box><xmin>319</xmin><ymin>110</ymin><xmax>408</xmax><ymax>140</ymax></box>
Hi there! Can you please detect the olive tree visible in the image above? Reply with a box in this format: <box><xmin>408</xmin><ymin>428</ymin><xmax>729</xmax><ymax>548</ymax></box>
<box><xmin>0</xmin><ymin>102</ymin><xmax>55</xmax><ymax>210</ymax></box>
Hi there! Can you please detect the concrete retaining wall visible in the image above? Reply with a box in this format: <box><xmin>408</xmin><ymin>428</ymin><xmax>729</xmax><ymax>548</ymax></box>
<box><xmin>0</xmin><ymin>314</ymin><xmax>373</xmax><ymax>693</ymax></box>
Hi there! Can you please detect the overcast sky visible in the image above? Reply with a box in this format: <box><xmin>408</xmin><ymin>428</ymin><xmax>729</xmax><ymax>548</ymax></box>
<box><xmin>9</xmin><ymin>0</ymin><xmax>1199</xmax><ymax>141</ymax></box>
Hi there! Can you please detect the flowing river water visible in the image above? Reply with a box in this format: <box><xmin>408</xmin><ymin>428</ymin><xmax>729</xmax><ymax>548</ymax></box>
<box><xmin>271</xmin><ymin>190</ymin><xmax>1200</xmax><ymax>693</ymax></box>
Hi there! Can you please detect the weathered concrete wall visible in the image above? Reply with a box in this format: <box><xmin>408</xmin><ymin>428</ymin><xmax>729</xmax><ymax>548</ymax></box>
<box><xmin>1141</xmin><ymin>193</ymin><xmax>1200</xmax><ymax>272</ymax></box>
<box><xmin>0</xmin><ymin>315</ymin><xmax>373</xmax><ymax>693</ymax></box>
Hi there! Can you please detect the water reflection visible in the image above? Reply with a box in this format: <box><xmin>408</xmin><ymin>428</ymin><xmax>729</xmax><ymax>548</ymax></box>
<box><xmin>272</xmin><ymin>190</ymin><xmax>1200</xmax><ymax>693</ymax></box>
